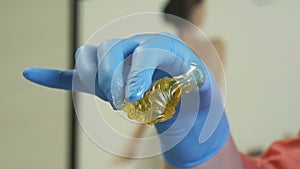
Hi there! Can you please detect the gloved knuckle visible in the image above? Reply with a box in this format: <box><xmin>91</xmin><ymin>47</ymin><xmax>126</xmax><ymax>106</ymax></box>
<box><xmin>99</xmin><ymin>39</ymin><xmax>121</xmax><ymax>48</ymax></box>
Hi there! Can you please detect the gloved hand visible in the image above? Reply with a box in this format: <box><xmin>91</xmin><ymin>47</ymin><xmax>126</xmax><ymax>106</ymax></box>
<box><xmin>23</xmin><ymin>39</ymin><xmax>139</xmax><ymax>104</ymax></box>
<box><xmin>23</xmin><ymin>33</ymin><xmax>229</xmax><ymax>168</ymax></box>
<box><xmin>124</xmin><ymin>33</ymin><xmax>230</xmax><ymax>168</ymax></box>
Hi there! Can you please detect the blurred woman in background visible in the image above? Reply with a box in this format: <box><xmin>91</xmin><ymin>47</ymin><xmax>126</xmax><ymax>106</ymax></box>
<box><xmin>163</xmin><ymin>0</ymin><xmax>226</xmax><ymax>85</ymax></box>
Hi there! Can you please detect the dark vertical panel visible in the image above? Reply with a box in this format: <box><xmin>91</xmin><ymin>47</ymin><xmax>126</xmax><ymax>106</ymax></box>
<box><xmin>69</xmin><ymin>0</ymin><xmax>79</xmax><ymax>169</ymax></box>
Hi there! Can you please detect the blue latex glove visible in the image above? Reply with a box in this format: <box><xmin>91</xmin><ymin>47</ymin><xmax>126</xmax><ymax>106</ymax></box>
<box><xmin>23</xmin><ymin>35</ymin><xmax>157</xmax><ymax>107</ymax></box>
<box><xmin>125</xmin><ymin>33</ymin><xmax>229</xmax><ymax>168</ymax></box>
<box><xmin>23</xmin><ymin>33</ymin><xmax>229</xmax><ymax>168</ymax></box>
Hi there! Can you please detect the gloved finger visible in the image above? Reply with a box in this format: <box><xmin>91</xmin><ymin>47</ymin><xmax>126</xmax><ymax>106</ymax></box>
<box><xmin>95</xmin><ymin>35</ymin><xmax>164</xmax><ymax>109</ymax></box>
<box><xmin>97</xmin><ymin>39</ymin><xmax>139</xmax><ymax>108</ymax></box>
<box><xmin>96</xmin><ymin>35</ymin><xmax>158</xmax><ymax>63</ymax></box>
<box><xmin>22</xmin><ymin>67</ymin><xmax>108</xmax><ymax>100</ymax></box>
<box><xmin>125</xmin><ymin>35</ymin><xmax>193</xmax><ymax>103</ymax></box>
<box><xmin>23</xmin><ymin>67</ymin><xmax>74</xmax><ymax>90</ymax></box>
<box><xmin>130</xmin><ymin>33</ymin><xmax>162</xmax><ymax>44</ymax></box>
<box><xmin>74</xmin><ymin>46</ymin><xmax>82</xmax><ymax>61</ymax></box>
<box><xmin>75</xmin><ymin>45</ymin><xmax>98</xmax><ymax>90</ymax></box>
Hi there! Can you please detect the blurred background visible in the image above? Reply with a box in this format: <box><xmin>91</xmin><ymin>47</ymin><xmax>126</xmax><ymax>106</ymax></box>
<box><xmin>1</xmin><ymin>0</ymin><xmax>299</xmax><ymax>169</ymax></box>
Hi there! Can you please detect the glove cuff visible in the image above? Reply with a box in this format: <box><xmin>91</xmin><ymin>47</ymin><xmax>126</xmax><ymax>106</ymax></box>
<box><xmin>161</xmin><ymin>112</ymin><xmax>230</xmax><ymax>168</ymax></box>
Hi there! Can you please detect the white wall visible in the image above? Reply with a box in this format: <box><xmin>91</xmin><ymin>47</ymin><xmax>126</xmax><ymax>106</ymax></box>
<box><xmin>77</xmin><ymin>0</ymin><xmax>300</xmax><ymax>168</ymax></box>
<box><xmin>204</xmin><ymin>0</ymin><xmax>300</xmax><ymax>151</ymax></box>
<box><xmin>0</xmin><ymin>1</ymin><xmax>70</xmax><ymax>169</ymax></box>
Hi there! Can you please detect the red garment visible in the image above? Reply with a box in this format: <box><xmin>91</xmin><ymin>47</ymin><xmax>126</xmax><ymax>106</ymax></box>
<box><xmin>242</xmin><ymin>133</ymin><xmax>300</xmax><ymax>169</ymax></box>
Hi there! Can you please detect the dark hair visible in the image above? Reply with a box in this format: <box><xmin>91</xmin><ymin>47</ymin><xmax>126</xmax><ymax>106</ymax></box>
<box><xmin>163</xmin><ymin>0</ymin><xmax>203</xmax><ymax>26</ymax></box>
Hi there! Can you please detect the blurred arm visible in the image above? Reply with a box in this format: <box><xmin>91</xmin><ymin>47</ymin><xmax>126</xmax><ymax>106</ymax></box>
<box><xmin>163</xmin><ymin>132</ymin><xmax>300</xmax><ymax>169</ymax></box>
<box><xmin>163</xmin><ymin>136</ymin><xmax>244</xmax><ymax>169</ymax></box>
<box><xmin>211</xmin><ymin>38</ymin><xmax>226</xmax><ymax>67</ymax></box>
